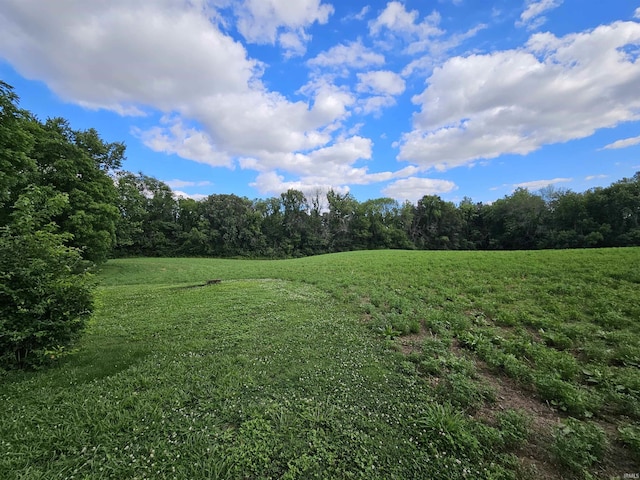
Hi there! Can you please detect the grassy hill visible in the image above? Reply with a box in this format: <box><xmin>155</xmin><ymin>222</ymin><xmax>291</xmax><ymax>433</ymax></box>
<box><xmin>2</xmin><ymin>249</ymin><xmax>639</xmax><ymax>479</ymax></box>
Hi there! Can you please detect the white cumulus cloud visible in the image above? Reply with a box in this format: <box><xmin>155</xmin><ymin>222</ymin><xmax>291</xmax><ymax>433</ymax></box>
<box><xmin>307</xmin><ymin>40</ymin><xmax>385</xmax><ymax>71</ymax></box>
<box><xmin>0</xmin><ymin>1</ymin><xmax>257</xmax><ymax>111</ymax></box>
<box><xmin>0</xmin><ymin>0</ymin><xmax>364</xmax><ymax>177</ymax></box>
<box><xmin>356</xmin><ymin>70</ymin><xmax>406</xmax><ymax>96</ymax></box>
<box><xmin>398</xmin><ymin>21</ymin><xmax>640</xmax><ymax>171</ymax></box>
<box><xmin>235</xmin><ymin>0</ymin><xmax>333</xmax><ymax>56</ymax></box>
<box><xmin>357</xmin><ymin>95</ymin><xmax>398</xmax><ymax>116</ymax></box>
<box><xmin>173</xmin><ymin>191</ymin><xmax>210</xmax><ymax>201</ymax></box>
<box><xmin>0</xmin><ymin>0</ymin><xmax>382</xmax><ymax>187</ymax></box>
<box><xmin>382</xmin><ymin>177</ymin><xmax>458</xmax><ymax>203</ymax></box>
<box><xmin>370</xmin><ymin>1</ymin><xmax>442</xmax><ymax>38</ymax></box>
<box><xmin>165</xmin><ymin>179</ymin><xmax>212</xmax><ymax>189</ymax></box>
<box><xmin>132</xmin><ymin>117</ymin><xmax>232</xmax><ymax>168</ymax></box>
<box><xmin>369</xmin><ymin>1</ymin><xmax>444</xmax><ymax>53</ymax></box>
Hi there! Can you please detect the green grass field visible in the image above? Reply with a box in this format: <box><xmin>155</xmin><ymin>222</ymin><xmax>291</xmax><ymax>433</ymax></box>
<box><xmin>1</xmin><ymin>249</ymin><xmax>639</xmax><ymax>479</ymax></box>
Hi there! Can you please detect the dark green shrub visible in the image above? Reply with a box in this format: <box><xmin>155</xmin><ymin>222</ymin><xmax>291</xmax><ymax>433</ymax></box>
<box><xmin>0</xmin><ymin>189</ymin><xmax>94</xmax><ymax>369</ymax></box>
<box><xmin>408</xmin><ymin>320</ymin><xmax>421</xmax><ymax>334</ymax></box>
<box><xmin>416</xmin><ymin>402</ymin><xmax>480</xmax><ymax>454</ymax></box>
<box><xmin>502</xmin><ymin>353</ymin><xmax>534</xmax><ymax>383</ymax></box>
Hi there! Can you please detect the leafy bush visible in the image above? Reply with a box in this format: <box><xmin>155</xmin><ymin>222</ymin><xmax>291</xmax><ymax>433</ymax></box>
<box><xmin>551</xmin><ymin>418</ymin><xmax>607</xmax><ymax>475</ymax></box>
<box><xmin>0</xmin><ymin>188</ymin><xmax>94</xmax><ymax>369</ymax></box>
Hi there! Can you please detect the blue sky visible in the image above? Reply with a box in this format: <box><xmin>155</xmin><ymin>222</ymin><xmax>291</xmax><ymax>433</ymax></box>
<box><xmin>1</xmin><ymin>0</ymin><xmax>639</xmax><ymax>204</ymax></box>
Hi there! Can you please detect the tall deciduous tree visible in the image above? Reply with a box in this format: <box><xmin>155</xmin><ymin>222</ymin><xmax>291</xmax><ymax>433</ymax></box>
<box><xmin>25</xmin><ymin>117</ymin><xmax>123</xmax><ymax>263</ymax></box>
<box><xmin>485</xmin><ymin>188</ymin><xmax>547</xmax><ymax>249</ymax></box>
<box><xmin>0</xmin><ymin>81</ymin><xmax>36</xmax><ymax>225</ymax></box>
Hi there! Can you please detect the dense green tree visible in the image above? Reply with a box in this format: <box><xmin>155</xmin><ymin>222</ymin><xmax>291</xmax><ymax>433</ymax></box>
<box><xmin>458</xmin><ymin>197</ymin><xmax>486</xmax><ymax>249</ymax></box>
<box><xmin>326</xmin><ymin>190</ymin><xmax>359</xmax><ymax>251</ymax></box>
<box><xmin>280</xmin><ymin>189</ymin><xmax>310</xmax><ymax>256</ymax></box>
<box><xmin>113</xmin><ymin>171</ymin><xmax>148</xmax><ymax>255</ymax></box>
<box><xmin>0</xmin><ymin>187</ymin><xmax>93</xmax><ymax>368</ymax></box>
<box><xmin>411</xmin><ymin>195</ymin><xmax>461</xmax><ymax>249</ymax></box>
<box><xmin>200</xmin><ymin>194</ymin><xmax>264</xmax><ymax>257</ymax></box>
<box><xmin>357</xmin><ymin>198</ymin><xmax>412</xmax><ymax>249</ymax></box>
<box><xmin>0</xmin><ymin>83</ymin><xmax>108</xmax><ymax>369</ymax></box>
<box><xmin>544</xmin><ymin>189</ymin><xmax>594</xmax><ymax>248</ymax></box>
<box><xmin>256</xmin><ymin>196</ymin><xmax>286</xmax><ymax>257</ymax></box>
<box><xmin>599</xmin><ymin>173</ymin><xmax>640</xmax><ymax>245</ymax></box>
<box><xmin>485</xmin><ymin>188</ymin><xmax>547</xmax><ymax>249</ymax></box>
<box><xmin>175</xmin><ymin>197</ymin><xmax>208</xmax><ymax>256</ymax></box>
<box><xmin>306</xmin><ymin>190</ymin><xmax>329</xmax><ymax>255</ymax></box>
<box><xmin>142</xmin><ymin>176</ymin><xmax>179</xmax><ymax>255</ymax></box>
<box><xmin>0</xmin><ymin>81</ymin><xmax>36</xmax><ymax>221</ymax></box>
<box><xmin>23</xmin><ymin>117</ymin><xmax>123</xmax><ymax>263</ymax></box>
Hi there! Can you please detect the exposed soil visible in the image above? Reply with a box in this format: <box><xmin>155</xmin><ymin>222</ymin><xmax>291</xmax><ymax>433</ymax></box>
<box><xmin>472</xmin><ymin>358</ymin><xmax>563</xmax><ymax>480</ymax></box>
<box><xmin>393</xmin><ymin>319</ymin><xmax>430</xmax><ymax>355</ymax></box>
<box><xmin>398</xmin><ymin>331</ymin><xmax>429</xmax><ymax>356</ymax></box>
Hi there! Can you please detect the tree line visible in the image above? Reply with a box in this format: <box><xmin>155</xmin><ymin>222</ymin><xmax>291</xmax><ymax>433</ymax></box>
<box><xmin>1</xmin><ymin>80</ymin><xmax>639</xmax><ymax>367</ymax></box>
<box><xmin>113</xmin><ymin>172</ymin><xmax>640</xmax><ymax>259</ymax></box>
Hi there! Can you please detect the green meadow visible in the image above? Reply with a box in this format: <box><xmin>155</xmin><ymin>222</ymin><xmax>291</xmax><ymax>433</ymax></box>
<box><xmin>1</xmin><ymin>248</ymin><xmax>639</xmax><ymax>479</ymax></box>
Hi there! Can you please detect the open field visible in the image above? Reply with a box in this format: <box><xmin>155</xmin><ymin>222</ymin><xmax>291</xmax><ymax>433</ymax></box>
<box><xmin>1</xmin><ymin>248</ymin><xmax>639</xmax><ymax>479</ymax></box>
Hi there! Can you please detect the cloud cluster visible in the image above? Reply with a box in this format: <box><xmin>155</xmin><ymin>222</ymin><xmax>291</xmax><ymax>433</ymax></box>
<box><xmin>133</xmin><ymin>117</ymin><xmax>231</xmax><ymax>168</ymax></box>
<box><xmin>0</xmin><ymin>0</ymin><xmax>365</xmax><ymax>195</ymax></box>
<box><xmin>369</xmin><ymin>1</ymin><xmax>444</xmax><ymax>54</ymax></box>
<box><xmin>165</xmin><ymin>179</ymin><xmax>212</xmax><ymax>189</ymax></box>
<box><xmin>399</xmin><ymin>21</ymin><xmax>640</xmax><ymax>171</ymax></box>
<box><xmin>1</xmin><ymin>0</ymin><xmax>638</xmax><ymax>202</ymax></box>
<box><xmin>307</xmin><ymin>40</ymin><xmax>385</xmax><ymax>71</ymax></box>
<box><xmin>0</xmin><ymin>1</ymin><xmax>258</xmax><ymax>112</ymax></box>
<box><xmin>235</xmin><ymin>0</ymin><xmax>334</xmax><ymax>57</ymax></box>
<box><xmin>369</xmin><ymin>2</ymin><xmax>442</xmax><ymax>43</ymax></box>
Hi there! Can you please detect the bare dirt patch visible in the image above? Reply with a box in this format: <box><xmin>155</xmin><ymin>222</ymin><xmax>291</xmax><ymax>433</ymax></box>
<box><xmin>397</xmin><ymin>320</ymin><xmax>430</xmax><ymax>355</ymax></box>
<box><xmin>445</xmin><ymin>338</ymin><xmax>562</xmax><ymax>478</ymax></box>
<box><xmin>474</xmin><ymin>363</ymin><xmax>562</xmax><ymax>479</ymax></box>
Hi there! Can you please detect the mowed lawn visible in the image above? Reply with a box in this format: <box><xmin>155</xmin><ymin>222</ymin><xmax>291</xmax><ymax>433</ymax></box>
<box><xmin>1</xmin><ymin>249</ymin><xmax>639</xmax><ymax>479</ymax></box>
